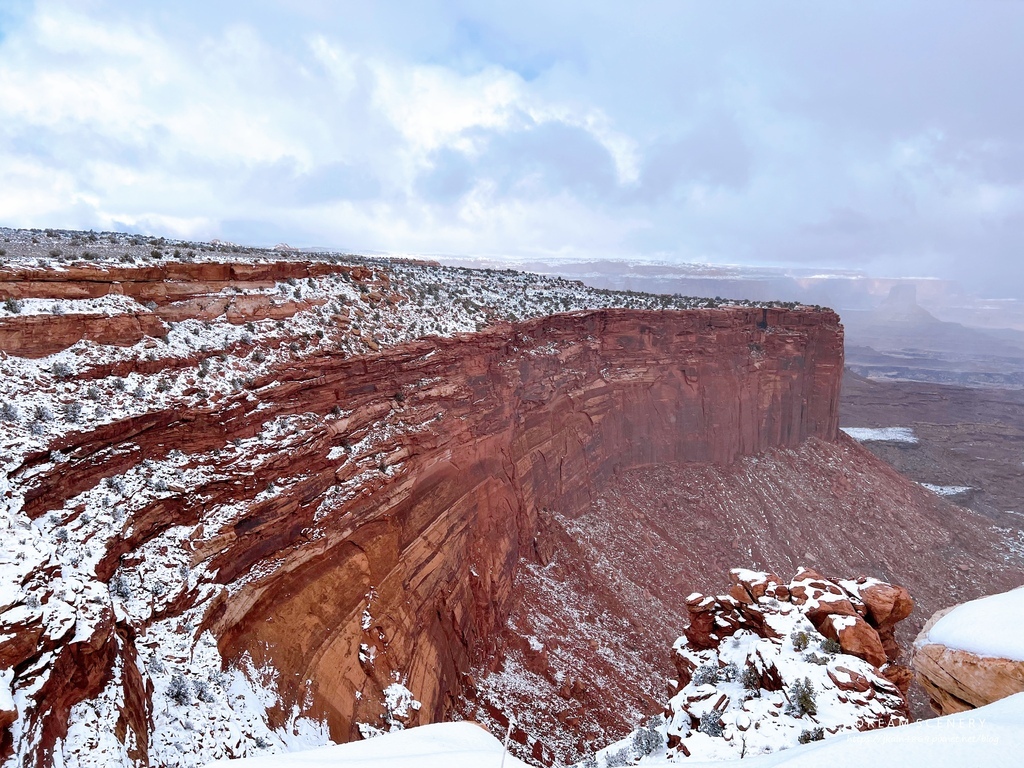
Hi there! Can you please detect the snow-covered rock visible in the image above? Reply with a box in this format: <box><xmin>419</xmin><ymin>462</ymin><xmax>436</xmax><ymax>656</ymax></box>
<box><xmin>914</xmin><ymin>585</ymin><xmax>1024</xmax><ymax>715</ymax></box>
<box><xmin>587</xmin><ymin>569</ymin><xmax>912</xmax><ymax>765</ymax></box>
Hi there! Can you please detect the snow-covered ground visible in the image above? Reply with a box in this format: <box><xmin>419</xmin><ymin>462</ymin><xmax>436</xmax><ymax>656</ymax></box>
<box><xmin>201</xmin><ymin>693</ymin><xmax>1024</xmax><ymax>768</ymax></box>
<box><xmin>918</xmin><ymin>585</ymin><xmax>1024</xmax><ymax>661</ymax></box>
<box><xmin>203</xmin><ymin>722</ymin><xmax>531</xmax><ymax>768</ymax></box>
<box><xmin>920</xmin><ymin>483</ymin><xmax>972</xmax><ymax>497</ymax></box>
<box><xmin>840</xmin><ymin>427</ymin><xmax>918</xmax><ymax>444</ymax></box>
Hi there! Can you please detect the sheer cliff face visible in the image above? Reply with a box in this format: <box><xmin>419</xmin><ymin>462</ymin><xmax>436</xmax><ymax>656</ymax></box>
<box><xmin>204</xmin><ymin>307</ymin><xmax>844</xmax><ymax>737</ymax></box>
<box><xmin>0</xmin><ymin>298</ymin><xmax>843</xmax><ymax>765</ymax></box>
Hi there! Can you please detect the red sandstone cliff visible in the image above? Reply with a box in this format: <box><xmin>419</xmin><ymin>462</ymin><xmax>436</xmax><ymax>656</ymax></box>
<box><xmin>0</xmin><ymin>254</ymin><xmax>1020</xmax><ymax>767</ymax></box>
<box><xmin>1</xmin><ymin>301</ymin><xmax>842</xmax><ymax>766</ymax></box>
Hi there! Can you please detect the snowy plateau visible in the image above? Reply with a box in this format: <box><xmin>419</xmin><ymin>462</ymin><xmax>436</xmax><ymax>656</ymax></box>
<box><xmin>0</xmin><ymin>227</ymin><xmax>1022</xmax><ymax>767</ymax></box>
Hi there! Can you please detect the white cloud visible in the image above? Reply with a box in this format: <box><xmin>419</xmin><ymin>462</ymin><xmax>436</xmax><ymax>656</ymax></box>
<box><xmin>1</xmin><ymin>0</ymin><xmax>1023</xmax><ymax>294</ymax></box>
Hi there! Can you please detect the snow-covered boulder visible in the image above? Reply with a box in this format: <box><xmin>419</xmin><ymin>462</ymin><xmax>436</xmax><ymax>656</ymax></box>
<box><xmin>914</xmin><ymin>585</ymin><xmax>1024</xmax><ymax>715</ymax></box>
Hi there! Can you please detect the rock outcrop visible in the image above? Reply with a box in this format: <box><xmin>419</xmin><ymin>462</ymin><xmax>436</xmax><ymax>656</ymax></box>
<box><xmin>914</xmin><ymin>593</ymin><xmax>1024</xmax><ymax>715</ymax></box>
<box><xmin>589</xmin><ymin>569</ymin><xmax>911</xmax><ymax>764</ymax></box>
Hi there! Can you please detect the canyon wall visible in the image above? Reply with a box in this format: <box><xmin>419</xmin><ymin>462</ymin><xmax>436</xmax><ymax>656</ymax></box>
<box><xmin>3</xmin><ymin>305</ymin><xmax>842</xmax><ymax>764</ymax></box>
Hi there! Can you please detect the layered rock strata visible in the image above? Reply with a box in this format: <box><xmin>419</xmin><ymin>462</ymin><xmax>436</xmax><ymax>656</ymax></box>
<box><xmin>0</xmin><ymin>305</ymin><xmax>842</xmax><ymax>766</ymax></box>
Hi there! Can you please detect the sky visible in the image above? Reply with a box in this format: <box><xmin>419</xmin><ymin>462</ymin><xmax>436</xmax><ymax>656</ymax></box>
<box><xmin>1</xmin><ymin>1</ymin><xmax>1023</xmax><ymax>295</ymax></box>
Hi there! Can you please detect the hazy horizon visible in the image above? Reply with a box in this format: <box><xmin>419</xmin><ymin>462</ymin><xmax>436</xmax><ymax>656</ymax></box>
<box><xmin>2</xmin><ymin>2</ymin><xmax>1023</xmax><ymax>296</ymax></box>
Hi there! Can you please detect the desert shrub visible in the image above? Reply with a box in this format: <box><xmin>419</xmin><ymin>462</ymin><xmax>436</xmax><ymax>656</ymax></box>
<box><xmin>632</xmin><ymin>715</ymin><xmax>664</xmax><ymax>756</ymax></box>
<box><xmin>110</xmin><ymin>572</ymin><xmax>131</xmax><ymax>600</ymax></box>
<box><xmin>131</xmin><ymin>385</ymin><xmax>147</xmax><ymax>400</ymax></box>
<box><xmin>63</xmin><ymin>401</ymin><xmax>83</xmax><ymax>423</ymax></box>
<box><xmin>604</xmin><ymin>747</ymin><xmax>630</xmax><ymax>767</ymax></box>
<box><xmin>50</xmin><ymin>303</ymin><xmax>65</xmax><ymax>315</ymax></box>
<box><xmin>51</xmin><ymin>361</ymin><xmax>73</xmax><ymax>379</ymax></box>
<box><xmin>798</xmin><ymin>727</ymin><xmax>824</xmax><ymax>744</ymax></box>
<box><xmin>803</xmin><ymin>652</ymin><xmax>829</xmax><ymax>666</ymax></box>
<box><xmin>167</xmin><ymin>672</ymin><xmax>192</xmax><ymax>706</ymax></box>
<box><xmin>820</xmin><ymin>637</ymin><xmax>842</xmax><ymax>655</ymax></box>
<box><xmin>49</xmin><ymin>248</ymin><xmax>62</xmax><ymax>258</ymax></box>
<box><xmin>741</xmin><ymin>664</ymin><xmax>761</xmax><ymax>692</ymax></box>
<box><xmin>791</xmin><ymin>631</ymin><xmax>810</xmax><ymax>651</ymax></box>
<box><xmin>692</xmin><ymin>664</ymin><xmax>721</xmax><ymax>687</ymax></box>
<box><xmin>113</xmin><ymin>378</ymin><xmax>126</xmax><ymax>391</ymax></box>
<box><xmin>1</xmin><ymin>402</ymin><xmax>20</xmax><ymax>422</ymax></box>
<box><xmin>698</xmin><ymin>711</ymin><xmax>724</xmax><ymax>737</ymax></box>
<box><xmin>155</xmin><ymin>377</ymin><xmax>171</xmax><ymax>393</ymax></box>
<box><xmin>4</xmin><ymin>297</ymin><xmax>22</xmax><ymax>313</ymax></box>
<box><xmin>150</xmin><ymin>478</ymin><xmax>169</xmax><ymax>492</ymax></box>
<box><xmin>55</xmin><ymin>526</ymin><xmax>69</xmax><ymax>542</ymax></box>
<box><xmin>720</xmin><ymin>662</ymin><xmax>739</xmax><ymax>682</ymax></box>
<box><xmin>193</xmin><ymin>678</ymin><xmax>216</xmax><ymax>703</ymax></box>
<box><xmin>786</xmin><ymin>677</ymin><xmax>817</xmax><ymax>717</ymax></box>
<box><xmin>86</xmin><ymin>385</ymin><xmax>101</xmax><ymax>400</ymax></box>
<box><xmin>34</xmin><ymin>404</ymin><xmax>54</xmax><ymax>422</ymax></box>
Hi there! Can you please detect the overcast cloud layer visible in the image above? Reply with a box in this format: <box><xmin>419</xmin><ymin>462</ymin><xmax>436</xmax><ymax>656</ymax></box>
<box><xmin>1</xmin><ymin>1</ymin><xmax>1023</xmax><ymax>295</ymax></box>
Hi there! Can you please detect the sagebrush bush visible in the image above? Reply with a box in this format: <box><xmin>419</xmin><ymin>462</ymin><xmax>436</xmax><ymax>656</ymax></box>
<box><xmin>632</xmin><ymin>715</ymin><xmax>664</xmax><ymax>757</ymax></box>
<box><xmin>791</xmin><ymin>631</ymin><xmax>810</xmax><ymax>651</ymax></box>
<box><xmin>110</xmin><ymin>573</ymin><xmax>131</xmax><ymax>600</ymax></box>
<box><xmin>167</xmin><ymin>672</ymin><xmax>192</xmax><ymax>706</ymax></box>
<box><xmin>604</xmin><ymin>747</ymin><xmax>630</xmax><ymax>767</ymax></box>
<box><xmin>1</xmin><ymin>402</ymin><xmax>19</xmax><ymax>422</ymax></box>
<box><xmin>63</xmin><ymin>401</ymin><xmax>83</xmax><ymax>423</ymax></box>
<box><xmin>798</xmin><ymin>726</ymin><xmax>824</xmax><ymax>744</ymax></box>
<box><xmin>692</xmin><ymin>664</ymin><xmax>720</xmax><ymax>686</ymax></box>
<box><xmin>51</xmin><ymin>361</ymin><xmax>73</xmax><ymax>379</ymax></box>
<box><xmin>698</xmin><ymin>711</ymin><xmax>723</xmax><ymax>737</ymax></box>
<box><xmin>820</xmin><ymin>637</ymin><xmax>842</xmax><ymax>655</ymax></box>
<box><xmin>786</xmin><ymin>677</ymin><xmax>817</xmax><ymax>717</ymax></box>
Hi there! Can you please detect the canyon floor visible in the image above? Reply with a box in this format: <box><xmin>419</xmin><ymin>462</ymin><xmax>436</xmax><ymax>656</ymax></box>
<box><xmin>840</xmin><ymin>371</ymin><xmax>1024</xmax><ymax>538</ymax></box>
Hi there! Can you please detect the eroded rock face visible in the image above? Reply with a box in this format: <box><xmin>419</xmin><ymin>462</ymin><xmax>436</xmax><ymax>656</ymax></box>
<box><xmin>0</xmin><ymin>304</ymin><xmax>843</xmax><ymax>766</ymax></box>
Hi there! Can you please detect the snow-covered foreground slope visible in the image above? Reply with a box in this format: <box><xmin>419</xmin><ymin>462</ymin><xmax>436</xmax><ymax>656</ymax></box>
<box><xmin>203</xmin><ymin>722</ymin><xmax>531</xmax><ymax>768</ymax></box>
<box><xmin>203</xmin><ymin>694</ymin><xmax>1024</xmax><ymax>768</ymax></box>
